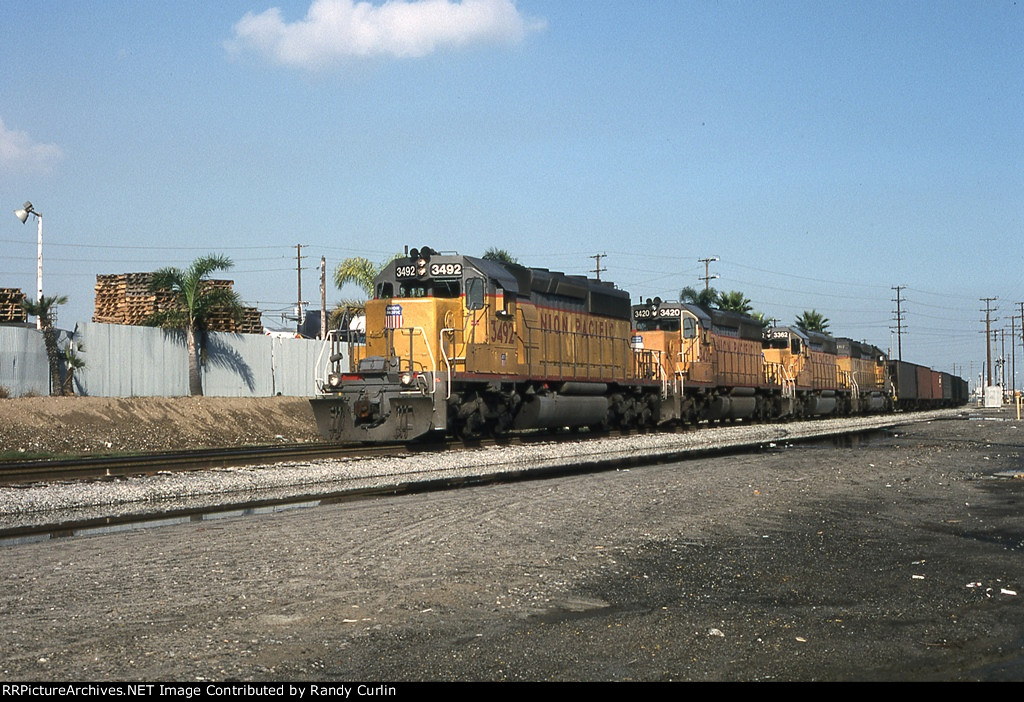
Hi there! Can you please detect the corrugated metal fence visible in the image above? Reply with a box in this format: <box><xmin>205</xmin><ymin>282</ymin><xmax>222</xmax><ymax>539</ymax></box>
<box><xmin>0</xmin><ymin>326</ymin><xmax>50</xmax><ymax>396</ymax></box>
<box><xmin>0</xmin><ymin>322</ymin><xmax>337</xmax><ymax>397</ymax></box>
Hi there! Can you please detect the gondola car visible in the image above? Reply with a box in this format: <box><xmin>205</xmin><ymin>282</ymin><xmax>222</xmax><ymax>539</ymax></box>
<box><xmin>889</xmin><ymin>360</ymin><xmax>967</xmax><ymax>409</ymax></box>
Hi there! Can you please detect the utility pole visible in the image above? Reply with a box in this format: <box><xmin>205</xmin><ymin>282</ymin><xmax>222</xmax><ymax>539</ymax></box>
<box><xmin>698</xmin><ymin>256</ymin><xmax>719</xmax><ymax>291</ymax></box>
<box><xmin>1001</xmin><ymin>328</ymin><xmax>1007</xmax><ymax>388</ymax></box>
<box><xmin>589</xmin><ymin>253</ymin><xmax>607</xmax><ymax>282</ymax></box>
<box><xmin>295</xmin><ymin>244</ymin><xmax>308</xmax><ymax>335</ymax></box>
<box><xmin>891</xmin><ymin>285</ymin><xmax>906</xmax><ymax>362</ymax></box>
<box><xmin>1011</xmin><ymin>314</ymin><xmax>1017</xmax><ymax>397</ymax></box>
<box><xmin>992</xmin><ymin>329</ymin><xmax>1001</xmax><ymax>387</ymax></box>
<box><xmin>320</xmin><ymin>256</ymin><xmax>327</xmax><ymax>340</ymax></box>
<box><xmin>981</xmin><ymin>297</ymin><xmax>997</xmax><ymax>387</ymax></box>
<box><xmin>1018</xmin><ymin>302</ymin><xmax>1024</xmax><ymax>396</ymax></box>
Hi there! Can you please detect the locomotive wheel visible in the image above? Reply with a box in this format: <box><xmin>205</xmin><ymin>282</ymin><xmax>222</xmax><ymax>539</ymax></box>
<box><xmin>456</xmin><ymin>413</ymin><xmax>484</xmax><ymax>440</ymax></box>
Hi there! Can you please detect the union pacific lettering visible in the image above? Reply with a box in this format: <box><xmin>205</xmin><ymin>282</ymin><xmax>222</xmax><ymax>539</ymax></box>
<box><xmin>538</xmin><ymin>311</ymin><xmax>622</xmax><ymax>338</ymax></box>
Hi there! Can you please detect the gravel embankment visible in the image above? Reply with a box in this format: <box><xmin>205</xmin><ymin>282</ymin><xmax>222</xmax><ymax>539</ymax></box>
<box><xmin>0</xmin><ymin>396</ymin><xmax>320</xmax><ymax>456</ymax></box>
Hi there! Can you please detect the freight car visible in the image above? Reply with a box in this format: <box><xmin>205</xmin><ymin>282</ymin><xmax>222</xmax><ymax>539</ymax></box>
<box><xmin>312</xmin><ymin>247</ymin><xmax>969</xmax><ymax>442</ymax></box>
<box><xmin>888</xmin><ymin>360</ymin><xmax>969</xmax><ymax>410</ymax></box>
<box><xmin>311</xmin><ymin>248</ymin><xmax>661</xmax><ymax>442</ymax></box>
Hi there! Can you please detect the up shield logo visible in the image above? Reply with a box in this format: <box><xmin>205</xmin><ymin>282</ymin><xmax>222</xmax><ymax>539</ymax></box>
<box><xmin>385</xmin><ymin>304</ymin><xmax>403</xmax><ymax>329</ymax></box>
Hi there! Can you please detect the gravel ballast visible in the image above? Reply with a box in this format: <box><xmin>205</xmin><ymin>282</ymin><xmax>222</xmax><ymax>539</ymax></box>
<box><xmin>0</xmin><ymin>410</ymin><xmax>961</xmax><ymax>531</ymax></box>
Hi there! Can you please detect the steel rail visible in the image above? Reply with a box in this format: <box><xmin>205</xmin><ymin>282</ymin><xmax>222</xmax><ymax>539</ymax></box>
<box><xmin>0</xmin><ymin>443</ymin><xmax>410</xmax><ymax>486</ymax></box>
<box><xmin>0</xmin><ymin>424</ymin><xmax>668</xmax><ymax>486</ymax></box>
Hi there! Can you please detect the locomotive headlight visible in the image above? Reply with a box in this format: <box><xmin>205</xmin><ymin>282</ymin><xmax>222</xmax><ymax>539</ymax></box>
<box><xmin>400</xmin><ymin>370</ymin><xmax>416</xmax><ymax>387</ymax></box>
<box><xmin>327</xmin><ymin>372</ymin><xmax>342</xmax><ymax>388</ymax></box>
<box><xmin>415</xmin><ymin>257</ymin><xmax>428</xmax><ymax>276</ymax></box>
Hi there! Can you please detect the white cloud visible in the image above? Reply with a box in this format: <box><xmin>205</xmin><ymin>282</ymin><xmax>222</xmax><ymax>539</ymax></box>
<box><xmin>226</xmin><ymin>0</ymin><xmax>545</xmax><ymax>68</ymax></box>
<box><xmin>0</xmin><ymin>118</ymin><xmax>62</xmax><ymax>174</ymax></box>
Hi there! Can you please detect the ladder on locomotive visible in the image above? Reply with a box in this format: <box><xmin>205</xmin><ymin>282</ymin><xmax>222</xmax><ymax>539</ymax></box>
<box><xmin>846</xmin><ymin>370</ymin><xmax>859</xmax><ymax>410</ymax></box>
<box><xmin>765</xmin><ymin>360</ymin><xmax>796</xmax><ymax>400</ymax></box>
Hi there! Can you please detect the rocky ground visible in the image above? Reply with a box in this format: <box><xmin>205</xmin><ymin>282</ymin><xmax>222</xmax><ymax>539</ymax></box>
<box><xmin>0</xmin><ymin>403</ymin><xmax>1022</xmax><ymax>681</ymax></box>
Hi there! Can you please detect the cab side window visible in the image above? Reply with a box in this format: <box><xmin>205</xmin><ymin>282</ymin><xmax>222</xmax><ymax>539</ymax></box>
<box><xmin>683</xmin><ymin>318</ymin><xmax>696</xmax><ymax>339</ymax></box>
<box><xmin>466</xmin><ymin>277</ymin><xmax>485</xmax><ymax>310</ymax></box>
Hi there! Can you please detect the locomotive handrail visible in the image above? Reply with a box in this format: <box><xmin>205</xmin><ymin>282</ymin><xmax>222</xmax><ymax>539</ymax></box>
<box><xmin>848</xmin><ymin>370</ymin><xmax>859</xmax><ymax>398</ymax></box>
<box><xmin>765</xmin><ymin>360</ymin><xmax>796</xmax><ymax>399</ymax></box>
<box><xmin>440</xmin><ymin>327</ymin><xmax>455</xmax><ymax>400</ymax></box>
<box><xmin>314</xmin><ymin>329</ymin><xmax>339</xmax><ymax>391</ymax></box>
<box><xmin>395</xmin><ymin>326</ymin><xmax>439</xmax><ymax>394</ymax></box>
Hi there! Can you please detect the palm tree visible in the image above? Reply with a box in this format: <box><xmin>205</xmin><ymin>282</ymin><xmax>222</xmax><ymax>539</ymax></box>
<box><xmin>147</xmin><ymin>254</ymin><xmax>242</xmax><ymax>396</ymax></box>
<box><xmin>22</xmin><ymin>294</ymin><xmax>68</xmax><ymax>396</ymax></box>
<box><xmin>332</xmin><ymin>254</ymin><xmax>402</xmax><ymax>323</ymax></box>
<box><xmin>795</xmin><ymin>309</ymin><xmax>830</xmax><ymax>333</ymax></box>
<box><xmin>482</xmin><ymin>247</ymin><xmax>518</xmax><ymax>264</ymax></box>
<box><xmin>717</xmin><ymin>290</ymin><xmax>753</xmax><ymax>315</ymax></box>
<box><xmin>333</xmin><ymin>256</ymin><xmax>380</xmax><ymax>298</ymax></box>
<box><xmin>680</xmin><ymin>285</ymin><xmax>719</xmax><ymax>310</ymax></box>
<box><xmin>62</xmin><ymin>340</ymin><xmax>86</xmax><ymax>396</ymax></box>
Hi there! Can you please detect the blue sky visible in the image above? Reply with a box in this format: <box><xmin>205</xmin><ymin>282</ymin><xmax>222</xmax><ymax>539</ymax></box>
<box><xmin>1</xmin><ymin>0</ymin><xmax>1021</xmax><ymax>388</ymax></box>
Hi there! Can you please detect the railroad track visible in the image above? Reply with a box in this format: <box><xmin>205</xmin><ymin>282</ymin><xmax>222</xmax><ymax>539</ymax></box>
<box><xmin>0</xmin><ymin>428</ymin><xmax>641</xmax><ymax>486</ymax></box>
<box><xmin>0</xmin><ymin>443</ymin><xmax>412</xmax><ymax>486</ymax></box>
<box><xmin>0</xmin><ymin>411</ymin><xmax>969</xmax><ymax>545</ymax></box>
<box><xmin>1</xmin><ymin>408</ymin><xmax>972</xmax><ymax>488</ymax></box>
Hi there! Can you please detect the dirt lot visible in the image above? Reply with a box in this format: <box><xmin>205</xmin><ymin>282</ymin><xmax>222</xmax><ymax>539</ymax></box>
<box><xmin>1</xmin><ymin>406</ymin><xmax>1022</xmax><ymax>681</ymax></box>
<box><xmin>0</xmin><ymin>396</ymin><xmax>320</xmax><ymax>456</ymax></box>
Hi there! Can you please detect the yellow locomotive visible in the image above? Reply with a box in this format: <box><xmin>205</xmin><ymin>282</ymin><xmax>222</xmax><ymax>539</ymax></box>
<box><xmin>632</xmin><ymin>299</ymin><xmax>768</xmax><ymax>422</ymax></box>
<box><xmin>835</xmin><ymin>338</ymin><xmax>891</xmax><ymax>412</ymax></box>
<box><xmin>634</xmin><ymin>300</ymin><xmax>892</xmax><ymax>422</ymax></box>
<box><xmin>311</xmin><ymin>248</ymin><xmax>660</xmax><ymax>442</ymax></box>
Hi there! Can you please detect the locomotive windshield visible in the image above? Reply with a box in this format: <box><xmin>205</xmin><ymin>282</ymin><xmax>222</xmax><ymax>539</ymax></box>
<box><xmin>399</xmin><ymin>279</ymin><xmax>460</xmax><ymax>298</ymax></box>
<box><xmin>634</xmin><ymin>319</ymin><xmax>681</xmax><ymax>332</ymax></box>
<box><xmin>376</xmin><ymin>279</ymin><xmax>462</xmax><ymax>299</ymax></box>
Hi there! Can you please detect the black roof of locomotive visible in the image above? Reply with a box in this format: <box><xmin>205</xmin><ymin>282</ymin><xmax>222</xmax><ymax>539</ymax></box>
<box><xmin>766</xmin><ymin>326</ymin><xmax>838</xmax><ymax>354</ymax></box>
<box><xmin>835</xmin><ymin>337</ymin><xmax>887</xmax><ymax>361</ymax></box>
<box><xmin>497</xmin><ymin>262</ymin><xmax>628</xmax><ymax>319</ymax></box>
<box><xmin>376</xmin><ymin>251</ymin><xmax>631</xmax><ymax>320</ymax></box>
<box><xmin>631</xmin><ymin>300</ymin><xmax>764</xmax><ymax>341</ymax></box>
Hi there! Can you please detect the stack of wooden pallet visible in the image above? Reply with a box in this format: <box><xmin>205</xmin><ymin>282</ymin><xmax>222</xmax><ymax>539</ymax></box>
<box><xmin>228</xmin><ymin>306</ymin><xmax>265</xmax><ymax>335</ymax></box>
<box><xmin>92</xmin><ymin>273</ymin><xmax>263</xmax><ymax>333</ymax></box>
<box><xmin>0</xmin><ymin>288</ymin><xmax>28</xmax><ymax>324</ymax></box>
<box><xmin>93</xmin><ymin>273</ymin><xmax>175</xmax><ymax>325</ymax></box>
<box><xmin>203</xmin><ymin>300</ymin><xmax>264</xmax><ymax>334</ymax></box>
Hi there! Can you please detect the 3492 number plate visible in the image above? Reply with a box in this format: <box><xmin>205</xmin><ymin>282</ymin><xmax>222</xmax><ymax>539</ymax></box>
<box><xmin>429</xmin><ymin>263</ymin><xmax>462</xmax><ymax>277</ymax></box>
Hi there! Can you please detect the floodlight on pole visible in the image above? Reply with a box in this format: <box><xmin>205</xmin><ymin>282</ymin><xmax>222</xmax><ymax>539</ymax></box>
<box><xmin>13</xmin><ymin>201</ymin><xmax>43</xmax><ymax>330</ymax></box>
